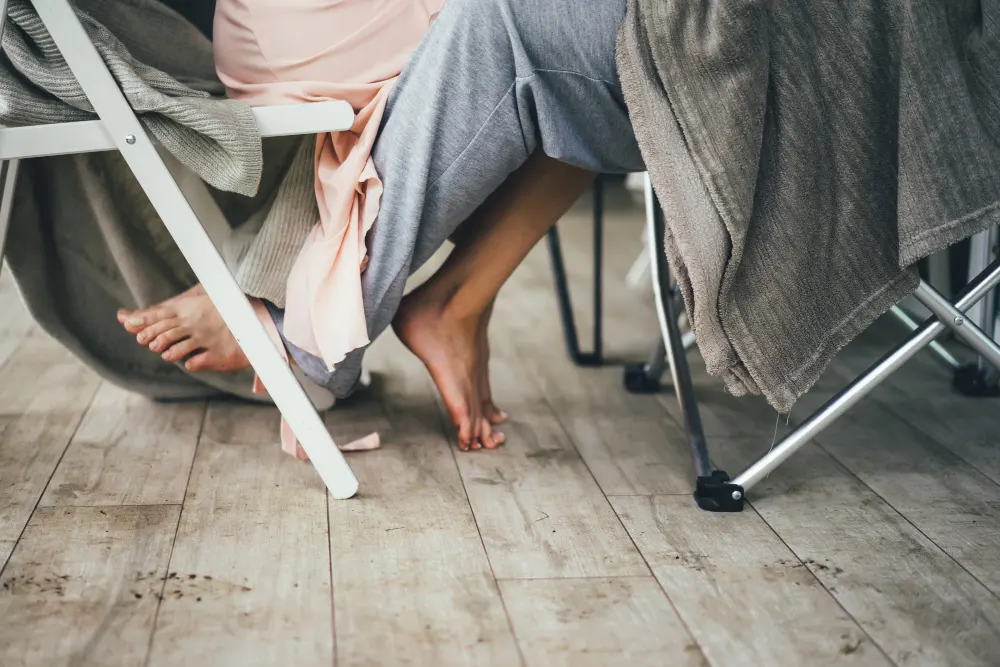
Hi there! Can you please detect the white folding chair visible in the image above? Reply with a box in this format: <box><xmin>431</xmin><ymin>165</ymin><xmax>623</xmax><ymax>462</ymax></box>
<box><xmin>0</xmin><ymin>0</ymin><xmax>360</xmax><ymax>498</ymax></box>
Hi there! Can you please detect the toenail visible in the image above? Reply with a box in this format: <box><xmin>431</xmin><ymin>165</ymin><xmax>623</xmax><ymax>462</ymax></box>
<box><xmin>128</xmin><ymin>318</ymin><xmax>143</xmax><ymax>327</ymax></box>
<box><xmin>149</xmin><ymin>342</ymin><xmax>159</xmax><ymax>351</ymax></box>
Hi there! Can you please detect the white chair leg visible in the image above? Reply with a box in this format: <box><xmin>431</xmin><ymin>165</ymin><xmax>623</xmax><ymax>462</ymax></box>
<box><xmin>160</xmin><ymin>149</ymin><xmax>233</xmax><ymax>247</ymax></box>
<box><xmin>0</xmin><ymin>159</ymin><xmax>19</xmax><ymax>267</ymax></box>
<box><xmin>32</xmin><ymin>0</ymin><xmax>358</xmax><ymax>498</ymax></box>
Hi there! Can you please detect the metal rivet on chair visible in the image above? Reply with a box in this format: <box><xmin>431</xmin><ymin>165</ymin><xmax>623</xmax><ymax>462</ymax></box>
<box><xmin>125</xmin><ymin>134</ymin><xmax>136</xmax><ymax>145</ymax></box>
<box><xmin>731</xmin><ymin>490</ymin><xmax>742</xmax><ymax>501</ymax></box>
<box><xmin>955</xmin><ymin>316</ymin><xmax>965</xmax><ymax>326</ymax></box>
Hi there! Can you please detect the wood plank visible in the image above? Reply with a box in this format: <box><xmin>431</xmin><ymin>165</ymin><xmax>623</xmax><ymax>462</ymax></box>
<box><xmin>809</xmin><ymin>399</ymin><xmax>1000</xmax><ymax>595</ymax></box>
<box><xmin>825</xmin><ymin>322</ymin><xmax>1000</xmax><ymax>487</ymax></box>
<box><xmin>0</xmin><ymin>540</ymin><xmax>13</xmax><ymax>568</ymax></box>
<box><xmin>500</xmin><ymin>577</ymin><xmax>707</xmax><ymax>667</ymax></box>
<box><xmin>453</xmin><ymin>351</ymin><xmax>648</xmax><ymax>579</ymax></box>
<box><xmin>0</xmin><ymin>335</ymin><xmax>101</xmax><ymax>562</ymax></box>
<box><xmin>41</xmin><ymin>384</ymin><xmax>204</xmax><ymax>507</ymax></box>
<box><xmin>0</xmin><ymin>505</ymin><xmax>178</xmax><ymax>667</ymax></box>
<box><xmin>612</xmin><ymin>495</ymin><xmax>888</xmax><ymax>667</ymax></box>
<box><xmin>0</xmin><ymin>271</ymin><xmax>35</xmax><ymax>371</ymax></box>
<box><xmin>713</xmin><ymin>435</ymin><xmax>1000</xmax><ymax>667</ymax></box>
<box><xmin>328</xmin><ymin>336</ymin><xmax>521</xmax><ymax>667</ymax></box>
<box><xmin>424</xmin><ymin>245</ymin><xmax>654</xmax><ymax>579</ymax></box>
<box><xmin>146</xmin><ymin>401</ymin><xmax>333</xmax><ymax>667</ymax></box>
<box><xmin>499</xmin><ymin>254</ymin><xmax>695</xmax><ymax>497</ymax></box>
<box><xmin>631</xmin><ymin>303</ymin><xmax>1000</xmax><ymax>666</ymax></box>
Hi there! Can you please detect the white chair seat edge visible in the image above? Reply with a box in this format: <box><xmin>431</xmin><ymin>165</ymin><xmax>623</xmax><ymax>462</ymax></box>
<box><xmin>0</xmin><ymin>100</ymin><xmax>355</xmax><ymax>160</ymax></box>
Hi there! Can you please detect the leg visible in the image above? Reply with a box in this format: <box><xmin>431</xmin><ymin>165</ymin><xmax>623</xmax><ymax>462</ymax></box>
<box><xmin>261</xmin><ymin>0</ymin><xmax>640</xmax><ymax>438</ymax></box>
<box><xmin>394</xmin><ymin>151</ymin><xmax>595</xmax><ymax>450</ymax></box>
<box><xmin>339</xmin><ymin>0</ymin><xmax>637</xmax><ymax>449</ymax></box>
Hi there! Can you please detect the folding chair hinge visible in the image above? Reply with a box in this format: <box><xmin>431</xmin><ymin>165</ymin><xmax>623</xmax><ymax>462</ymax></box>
<box><xmin>694</xmin><ymin>471</ymin><xmax>745</xmax><ymax>512</ymax></box>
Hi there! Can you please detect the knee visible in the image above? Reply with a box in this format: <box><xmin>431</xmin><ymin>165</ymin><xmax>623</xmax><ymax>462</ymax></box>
<box><xmin>438</xmin><ymin>0</ymin><xmax>624</xmax><ymax>78</ymax></box>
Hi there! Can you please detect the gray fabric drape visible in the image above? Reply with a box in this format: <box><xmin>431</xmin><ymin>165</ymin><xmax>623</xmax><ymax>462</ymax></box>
<box><xmin>0</xmin><ymin>0</ymin><xmax>315</xmax><ymax>400</ymax></box>
<box><xmin>617</xmin><ymin>0</ymin><xmax>1000</xmax><ymax>412</ymax></box>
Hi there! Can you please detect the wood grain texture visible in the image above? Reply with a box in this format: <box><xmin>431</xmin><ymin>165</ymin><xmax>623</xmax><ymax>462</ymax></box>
<box><xmin>716</xmin><ymin>436</ymin><xmax>1000</xmax><ymax>667</ymax></box>
<box><xmin>327</xmin><ymin>337</ymin><xmax>522</xmax><ymax>667</ymax></box>
<box><xmin>42</xmin><ymin>384</ymin><xmax>205</xmax><ymax>507</ymax></box>
<box><xmin>0</xmin><ymin>336</ymin><xmax>101</xmax><ymax>559</ymax></box>
<box><xmin>612</xmin><ymin>495</ymin><xmax>888</xmax><ymax>667</ymax></box>
<box><xmin>146</xmin><ymin>402</ymin><xmax>333</xmax><ymax>667</ymax></box>
<box><xmin>812</xmin><ymin>400</ymin><xmax>1000</xmax><ymax>595</ymax></box>
<box><xmin>825</xmin><ymin>322</ymin><xmax>1000</xmax><ymax>488</ymax></box>
<box><xmin>0</xmin><ymin>271</ymin><xmax>35</xmax><ymax>371</ymax></box>
<box><xmin>454</xmin><ymin>353</ymin><xmax>648</xmax><ymax>580</ymax></box>
<box><xmin>498</xmin><ymin>256</ymin><xmax>695</xmax><ymax>497</ymax></box>
<box><xmin>0</xmin><ymin>505</ymin><xmax>178</xmax><ymax>667</ymax></box>
<box><xmin>500</xmin><ymin>577</ymin><xmax>707</xmax><ymax>667</ymax></box>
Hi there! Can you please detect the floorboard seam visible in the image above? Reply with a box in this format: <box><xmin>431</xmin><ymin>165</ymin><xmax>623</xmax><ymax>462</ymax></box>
<box><xmin>142</xmin><ymin>400</ymin><xmax>208</xmax><ymax>667</ymax></box>
<box><xmin>0</xmin><ymin>376</ymin><xmax>102</xmax><ymax>578</ymax></box>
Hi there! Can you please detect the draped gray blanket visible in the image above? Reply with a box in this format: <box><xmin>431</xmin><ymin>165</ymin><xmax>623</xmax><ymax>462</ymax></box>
<box><xmin>617</xmin><ymin>0</ymin><xmax>1000</xmax><ymax>412</ymax></box>
<box><xmin>0</xmin><ymin>0</ymin><xmax>317</xmax><ymax>400</ymax></box>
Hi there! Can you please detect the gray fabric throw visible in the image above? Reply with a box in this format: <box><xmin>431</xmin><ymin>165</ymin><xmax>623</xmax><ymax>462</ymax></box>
<box><xmin>617</xmin><ymin>0</ymin><xmax>1000</xmax><ymax>412</ymax></box>
<box><xmin>0</xmin><ymin>0</ymin><xmax>314</xmax><ymax>400</ymax></box>
<box><xmin>1</xmin><ymin>0</ymin><xmax>261</xmax><ymax>196</ymax></box>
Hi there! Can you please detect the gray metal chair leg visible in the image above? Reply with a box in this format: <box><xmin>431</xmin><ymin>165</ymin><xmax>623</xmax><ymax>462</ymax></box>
<box><xmin>889</xmin><ymin>305</ymin><xmax>961</xmax><ymax>370</ymax></box>
<box><xmin>633</xmin><ymin>175</ymin><xmax>743</xmax><ymax>510</ymax></box>
<box><xmin>954</xmin><ymin>227</ymin><xmax>1000</xmax><ymax>396</ymax></box>
<box><xmin>547</xmin><ymin>177</ymin><xmax>604</xmax><ymax>367</ymax></box>
<box><xmin>732</xmin><ymin>260</ymin><xmax>1000</xmax><ymax>494</ymax></box>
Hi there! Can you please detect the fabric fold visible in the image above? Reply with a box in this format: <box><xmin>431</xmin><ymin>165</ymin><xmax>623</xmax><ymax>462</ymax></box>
<box><xmin>617</xmin><ymin>0</ymin><xmax>1000</xmax><ymax>413</ymax></box>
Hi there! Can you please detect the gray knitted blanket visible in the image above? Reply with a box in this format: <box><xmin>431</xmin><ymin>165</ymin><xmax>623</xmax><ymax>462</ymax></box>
<box><xmin>617</xmin><ymin>0</ymin><xmax>1000</xmax><ymax>412</ymax></box>
<box><xmin>1</xmin><ymin>0</ymin><xmax>316</xmax><ymax>400</ymax></box>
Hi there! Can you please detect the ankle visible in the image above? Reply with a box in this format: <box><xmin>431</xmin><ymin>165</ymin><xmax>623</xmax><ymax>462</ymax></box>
<box><xmin>439</xmin><ymin>288</ymin><xmax>487</xmax><ymax>328</ymax></box>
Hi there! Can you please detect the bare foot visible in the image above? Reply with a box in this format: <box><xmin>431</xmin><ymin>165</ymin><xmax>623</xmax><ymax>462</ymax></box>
<box><xmin>477</xmin><ymin>302</ymin><xmax>507</xmax><ymax>425</ymax></box>
<box><xmin>117</xmin><ymin>284</ymin><xmax>250</xmax><ymax>372</ymax></box>
<box><xmin>393</xmin><ymin>288</ymin><xmax>504</xmax><ymax>452</ymax></box>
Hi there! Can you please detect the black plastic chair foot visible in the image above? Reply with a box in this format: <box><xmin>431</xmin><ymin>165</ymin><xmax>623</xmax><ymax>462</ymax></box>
<box><xmin>623</xmin><ymin>362</ymin><xmax>662</xmax><ymax>394</ymax></box>
<box><xmin>694</xmin><ymin>471</ymin><xmax>745</xmax><ymax>512</ymax></box>
<box><xmin>953</xmin><ymin>363</ymin><xmax>1000</xmax><ymax>397</ymax></box>
<box><xmin>573</xmin><ymin>353</ymin><xmax>604</xmax><ymax>368</ymax></box>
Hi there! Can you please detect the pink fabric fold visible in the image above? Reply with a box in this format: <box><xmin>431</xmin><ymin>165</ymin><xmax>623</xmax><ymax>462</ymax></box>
<box><xmin>215</xmin><ymin>0</ymin><xmax>443</xmax><ymax>369</ymax></box>
<box><xmin>214</xmin><ymin>0</ymin><xmax>443</xmax><ymax>458</ymax></box>
<box><xmin>250</xmin><ymin>298</ymin><xmax>381</xmax><ymax>459</ymax></box>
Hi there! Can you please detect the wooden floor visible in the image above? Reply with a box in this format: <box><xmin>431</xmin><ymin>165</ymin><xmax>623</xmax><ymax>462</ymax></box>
<box><xmin>2</xmin><ymin>183</ymin><xmax>1000</xmax><ymax>666</ymax></box>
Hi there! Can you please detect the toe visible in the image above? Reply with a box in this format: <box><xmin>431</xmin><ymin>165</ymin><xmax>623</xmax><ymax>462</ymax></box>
<box><xmin>184</xmin><ymin>351</ymin><xmax>211</xmax><ymax>372</ymax></box>
<box><xmin>123</xmin><ymin>314</ymin><xmax>149</xmax><ymax>334</ymax></box>
<box><xmin>162</xmin><ymin>338</ymin><xmax>200</xmax><ymax>363</ymax></box>
<box><xmin>456</xmin><ymin>417</ymin><xmax>473</xmax><ymax>451</ymax></box>
<box><xmin>482</xmin><ymin>418</ymin><xmax>505</xmax><ymax>449</ymax></box>
<box><xmin>136</xmin><ymin>319</ymin><xmax>180</xmax><ymax>347</ymax></box>
<box><xmin>150</xmin><ymin>326</ymin><xmax>188</xmax><ymax>353</ymax></box>
<box><xmin>123</xmin><ymin>306</ymin><xmax>167</xmax><ymax>333</ymax></box>
<box><xmin>485</xmin><ymin>403</ymin><xmax>508</xmax><ymax>425</ymax></box>
<box><xmin>475</xmin><ymin>417</ymin><xmax>496</xmax><ymax>450</ymax></box>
